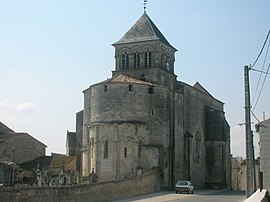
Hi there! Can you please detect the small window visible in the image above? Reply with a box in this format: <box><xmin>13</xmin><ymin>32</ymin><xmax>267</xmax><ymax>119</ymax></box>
<box><xmin>104</xmin><ymin>140</ymin><xmax>108</xmax><ymax>158</ymax></box>
<box><xmin>104</xmin><ymin>85</ymin><xmax>107</xmax><ymax>92</ymax></box>
<box><xmin>129</xmin><ymin>85</ymin><xmax>133</xmax><ymax>92</ymax></box>
<box><xmin>124</xmin><ymin>147</ymin><xmax>127</xmax><ymax>158</ymax></box>
<box><xmin>151</xmin><ymin>110</ymin><xmax>154</xmax><ymax>116</ymax></box>
<box><xmin>138</xmin><ymin>140</ymin><xmax>143</xmax><ymax>158</ymax></box>
<box><xmin>149</xmin><ymin>87</ymin><xmax>154</xmax><ymax>94</ymax></box>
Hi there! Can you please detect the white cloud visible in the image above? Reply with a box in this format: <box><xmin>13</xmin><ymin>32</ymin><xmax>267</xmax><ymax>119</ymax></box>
<box><xmin>14</xmin><ymin>102</ymin><xmax>35</xmax><ymax>112</ymax></box>
<box><xmin>0</xmin><ymin>98</ymin><xmax>36</xmax><ymax>114</ymax></box>
<box><xmin>0</xmin><ymin>98</ymin><xmax>11</xmax><ymax>113</ymax></box>
<box><xmin>11</xmin><ymin>69</ymin><xmax>18</xmax><ymax>75</ymax></box>
<box><xmin>0</xmin><ymin>98</ymin><xmax>10</xmax><ymax>107</ymax></box>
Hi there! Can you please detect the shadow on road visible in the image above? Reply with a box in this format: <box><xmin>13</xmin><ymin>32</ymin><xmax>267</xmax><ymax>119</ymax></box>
<box><xmin>194</xmin><ymin>190</ymin><xmax>245</xmax><ymax>196</ymax></box>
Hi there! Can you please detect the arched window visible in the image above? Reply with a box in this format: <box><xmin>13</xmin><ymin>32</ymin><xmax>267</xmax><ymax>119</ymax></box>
<box><xmin>144</xmin><ymin>50</ymin><xmax>152</xmax><ymax>67</ymax></box>
<box><xmin>121</xmin><ymin>52</ymin><xmax>129</xmax><ymax>69</ymax></box>
<box><xmin>138</xmin><ymin>140</ymin><xmax>143</xmax><ymax>158</ymax></box>
<box><xmin>124</xmin><ymin>147</ymin><xmax>127</xmax><ymax>158</ymax></box>
<box><xmin>134</xmin><ymin>51</ymin><xmax>140</xmax><ymax>68</ymax></box>
<box><xmin>104</xmin><ymin>140</ymin><xmax>108</xmax><ymax>158</ymax></box>
<box><xmin>149</xmin><ymin>51</ymin><xmax>152</xmax><ymax>67</ymax></box>
<box><xmin>90</xmin><ymin>138</ymin><xmax>94</xmax><ymax>159</ymax></box>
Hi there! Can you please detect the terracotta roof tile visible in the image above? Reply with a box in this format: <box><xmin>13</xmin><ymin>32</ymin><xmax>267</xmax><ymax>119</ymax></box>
<box><xmin>99</xmin><ymin>74</ymin><xmax>158</xmax><ymax>86</ymax></box>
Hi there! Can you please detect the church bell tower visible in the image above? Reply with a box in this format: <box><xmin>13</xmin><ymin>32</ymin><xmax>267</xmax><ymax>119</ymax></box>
<box><xmin>112</xmin><ymin>11</ymin><xmax>177</xmax><ymax>89</ymax></box>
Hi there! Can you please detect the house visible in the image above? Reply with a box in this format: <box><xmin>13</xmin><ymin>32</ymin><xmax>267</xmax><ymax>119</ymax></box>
<box><xmin>231</xmin><ymin>156</ymin><xmax>243</xmax><ymax>191</ymax></box>
<box><xmin>19</xmin><ymin>153</ymin><xmax>77</xmax><ymax>186</ymax></box>
<box><xmin>0</xmin><ymin>122</ymin><xmax>46</xmax><ymax>186</ymax></box>
<box><xmin>256</xmin><ymin>119</ymin><xmax>270</xmax><ymax>191</ymax></box>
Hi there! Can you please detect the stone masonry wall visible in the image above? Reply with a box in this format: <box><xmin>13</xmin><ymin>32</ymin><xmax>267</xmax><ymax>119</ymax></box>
<box><xmin>0</xmin><ymin>170</ymin><xmax>160</xmax><ymax>202</ymax></box>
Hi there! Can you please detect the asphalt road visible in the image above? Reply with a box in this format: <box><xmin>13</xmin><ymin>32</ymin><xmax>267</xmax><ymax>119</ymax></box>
<box><xmin>112</xmin><ymin>190</ymin><xmax>245</xmax><ymax>202</ymax></box>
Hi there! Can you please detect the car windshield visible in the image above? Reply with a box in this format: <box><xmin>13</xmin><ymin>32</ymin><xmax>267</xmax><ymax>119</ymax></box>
<box><xmin>177</xmin><ymin>181</ymin><xmax>188</xmax><ymax>185</ymax></box>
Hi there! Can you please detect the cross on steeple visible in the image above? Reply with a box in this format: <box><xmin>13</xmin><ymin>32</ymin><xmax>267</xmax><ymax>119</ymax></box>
<box><xmin>143</xmin><ymin>0</ymin><xmax>147</xmax><ymax>12</ymax></box>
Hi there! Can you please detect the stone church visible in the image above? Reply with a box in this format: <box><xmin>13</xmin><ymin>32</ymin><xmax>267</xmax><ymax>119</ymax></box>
<box><xmin>68</xmin><ymin>11</ymin><xmax>231</xmax><ymax>190</ymax></box>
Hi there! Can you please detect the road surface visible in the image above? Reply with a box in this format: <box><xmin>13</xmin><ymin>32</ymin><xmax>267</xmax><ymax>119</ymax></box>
<box><xmin>112</xmin><ymin>190</ymin><xmax>245</xmax><ymax>202</ymax></box>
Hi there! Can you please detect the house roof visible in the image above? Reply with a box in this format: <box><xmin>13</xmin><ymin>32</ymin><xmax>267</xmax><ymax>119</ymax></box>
<box><xmin>50</xmin><ymin>153</ymin><xmax>76</xmax><ymax>168</ymax></box>
<box><xmin>193</xmin><ymin>82</ymin><xmax>213</xmax><ymax>98</ymax></box>
<box><xmin>20</xmin><ymin>156</ymin><xmax>52</xmax><ymax>170</ymax></box>
<box><xmin>175</xmin><ymin>81</ymin><xmax>224</xmax><ymax>104</ymax></box>
<box><xmin>255</xmin><ymin>118</ymin><xmax>270</xmax><ymax>132</ymax></box>
<box><xmin>0</xmin><ymin>132</ymin><xmax>47</xmax><ymax>147</ymax></box>
<box><xmin>0</xmin><ymin>122</ymin><xmax>47</xmax><ymax>147</ymax></box>
<box><xmin>98</xmin><ymin>74</ymin><xmax>158</xmax><ymax>86</ymax></box>
<box><xmin>0</xmin><ymin>132</ymin><xmax>24</xmax><ymax>142</ymax></box>
<box><xmin>193</xmin><ymin>82</ymin><xmax>224</xmax><ymax>104</ymax></box>
<box><xmin>256</xmin><ymin>119</ymin><xmax>270</xmax><ymax>125</ymax></box>
<box><xmin>20</xmin><ymin>154</ymin><xmax>76</xmax><ymax>170</ymax></box>
<box><xmin>0</xmin><ymin>122</ymin><xmax>15</xmax><ymax>134</ymax></box>
<box><xmin>113</xmin><ymin>12</ymin><xmax>176</xmax><ymax>51</ymax></box>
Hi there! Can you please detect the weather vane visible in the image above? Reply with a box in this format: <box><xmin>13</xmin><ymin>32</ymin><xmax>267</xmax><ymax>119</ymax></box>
<box><xmin>143</xmin><ymin>0</ymin><xmax>148</xmax><ymax>12</ymax></box>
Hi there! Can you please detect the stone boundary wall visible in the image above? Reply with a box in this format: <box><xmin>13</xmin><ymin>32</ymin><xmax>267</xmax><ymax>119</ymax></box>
<box><xmin>0</xmin><ymin>170</ymin><xmax>160</xmax><ymax>202</ymax></box>
<box><xmin>244</xmin><ymin>189</ymin><xmax>270</xmax><ymax>202</ymax></box>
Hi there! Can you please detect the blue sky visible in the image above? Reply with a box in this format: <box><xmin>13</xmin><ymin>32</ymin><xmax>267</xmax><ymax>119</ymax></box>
<box><xmin>0</xmin><ymin>0</ymin><xmax>269</xmax><ymax>157</ymax></box>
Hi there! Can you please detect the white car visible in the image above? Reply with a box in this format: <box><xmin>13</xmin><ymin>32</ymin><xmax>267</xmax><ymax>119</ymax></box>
<box><xmin>175</xmin><ymin>180</ymin><xmax>194</xmax><ymax>194</ymax></box>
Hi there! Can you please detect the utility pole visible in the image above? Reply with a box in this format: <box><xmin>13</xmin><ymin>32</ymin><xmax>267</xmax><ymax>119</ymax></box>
<box><xmin>244</xmin><ymin>65</ymin><xmax>255</xmax><ymax>197</ymax></box>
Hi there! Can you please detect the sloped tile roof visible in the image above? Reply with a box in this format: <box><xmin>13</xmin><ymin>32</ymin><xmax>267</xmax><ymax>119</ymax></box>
<box><xmin>0</xmin><ymin>122</ymin><xmax>15</xmax><ymax>134</ymax></box>
<box><xmin>20</xmin><ymin>156</ymin><xmax>52</xmax><ymax>170</ymax></box>
<box><xmin>0</xmin><ymin>122</ymin><xmax>46</xmax><ymax>147</ymax></box>
<box><xmin>113</xmin><ymin>12</ymin><xmax>176</xmax><ymax>50</ymax></box>
<box><xmin>20</xmin><ymin>154</ymin><xmax>76</xmax><ymax>170</ymax></box>
<box><xmin>193</xmin><ymin>82</ymin><xmax>213</xmax><ymax>97</ymax></box>
<box><xmin>99</xmin><ymin>74</ymin><xmax>158</xmax><ymax>86</ymax></box>
<box><xmin>50</xmin><ymin>153</ymin><xmax>76</xmax><ymax>168</ymax></box>
<box><xmin>0</xmin><ymin>132</ymin><xmax>24</xmax><ymax>141</ymax></box>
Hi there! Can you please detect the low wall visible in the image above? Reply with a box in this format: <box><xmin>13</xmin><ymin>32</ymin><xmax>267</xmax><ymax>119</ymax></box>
<box><xmin>0</xmin><ymin>170</ymin><xmax>160</xmax><ymax>202</ymax></box>
<box><xmin>244</xmin><ymin>189</ymin><xmax>270</xmax><ymax>202</ymax></box>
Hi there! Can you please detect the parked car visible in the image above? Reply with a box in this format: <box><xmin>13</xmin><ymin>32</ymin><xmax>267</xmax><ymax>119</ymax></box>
<box><xmin>175</xmin><ymin>180</ymin><xmax>194</xmax><ymax>194</ymax></box>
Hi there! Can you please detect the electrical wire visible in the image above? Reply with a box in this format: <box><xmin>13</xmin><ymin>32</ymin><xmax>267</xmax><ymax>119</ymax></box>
<box><xmin>250</xmin><ymin>29</ymin><xmax>270</xmax><ymax>68</ymax></box>
<box><xmin>253</xmin><ymin>60</ymin><xmax>270</xmax><ymax>111</ymax></box>
<box><xmin>250</xmin><ymin>110</ymin><xmax>262</xmax><ymax>124</ymax></box>
<box><xmin>252</xmin><ymin>39</ymin><xmax>270</xmax><ymax>107</ymax></box>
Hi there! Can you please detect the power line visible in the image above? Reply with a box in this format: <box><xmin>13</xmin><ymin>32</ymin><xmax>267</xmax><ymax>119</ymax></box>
<box><xmin>251</xmin><ymin>68</ymin><xmax>270</xmax><ymax>75</ymax></box>
<box><xmin>252</xmin><ymin>61</ymin><xmax>270</xmax><ymax>110</ymax></box>
<box><xmin>252</xmin><ymin>39</ymin><xmax>270</xmax><ymax>108</ymax></box>
<box><xmin>250</xmin><ymin>29</ymin><xmax>270</xmax><ymax>68</ymax></box>
<box><xmin>250</xmin><ymin>110</ymin><xmax>262</xmax><ymax>124</ymax></box>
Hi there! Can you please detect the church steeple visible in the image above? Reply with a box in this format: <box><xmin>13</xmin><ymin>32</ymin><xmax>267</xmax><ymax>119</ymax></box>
<box><xmin>114</xmin><ymin>12</ymin><xmax>176</xmax><ymax>50</ymax></box>
<box><xmin>112</xmin><ymin>12</ymin><xmax>177</xmax><ymax>88</ymax></box>
<box><xmin>143</xmin><ymin>0</ymin><xmax>147</xmax><ymax>13</ymax></box>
